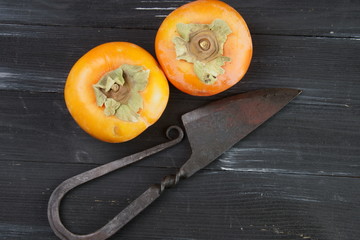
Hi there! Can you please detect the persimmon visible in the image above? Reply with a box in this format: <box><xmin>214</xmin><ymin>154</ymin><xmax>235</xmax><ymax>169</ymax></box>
<box><xmin>155</xmin><ymin>0</ymin><xmax>252</xmax><ymax>96</ymax></box>
<box><xmin>65</xmin><ymin>42</ymin><xmax>169</xmax><ymax>143</ymax></box>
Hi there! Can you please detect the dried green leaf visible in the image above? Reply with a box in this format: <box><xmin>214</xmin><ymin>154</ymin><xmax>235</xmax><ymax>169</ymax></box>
<box><xmin>93</xmin><ymin>64</ymin><xmax>149</xmax><ymax>122</ymax></box>
<box><xmin>193</xmin><ymin>56</ymin><xmax>230</xmax><ymax>84</ymax></box>
<box><xmin>121</xmin><ymin>64</ymin><xmax>143</xmax><ymax>78</ymax></box>
<box><xmin>172</xmin><ymin>37</ymin><xmax>195</xmax><ymax>62</ymax></box>
<box><xmin>104</xmin><ymin>98</ymin><xmax>121</xmax><ymax>116</ymax></box>
<box><xmin>121</xmin><ymin>64</ymin><xmax>149</xmax><ymax>91</ymax></box>
<box><xmin>115</xmin><ymin>104</ymin><xmax>139</xmax><ymax>122</ymax></box>
<box><xmin>93</xmin><ymin>76</ymin><xmax>108</xmax><ymax>89</ymax></box>
<box><xmin>173</xmin><ymin>19</ymin><xmax>232</xmax><ymax>85</ymax></box>
<box><xmin>104</xmin><ymin>77</ymin><xmax>116</xmax><ymax>92</ymax></box>
<box><xmin>176</xmin><ymin>23</ymin><xmax>208</xmax><ymax>42</ymax></box>
<box><xmin>107</xmin><ymin>68</ymin><xmax>125</xmax><ymax>86</ymax></box>
<box><xmin>127</xmin><ymin>91</ymin><xmax>143</xmax><ymax>113</ymax></box>
<box><xmin>93</xmin><ymin>86</ymin><xmax>107</xmax><ymax>106</ymax></box>
<box><xmin>209</xmin><ymin>19</ymin><xmax>232</xmax><ymax>54</ymax></box>
<box><xmin>94</xmin><ymin>68</ymin><xmax>125</xmax><ymax>91</ymax></box>
<box><xmin>132</xmin><ymin>70</ymin><xmax>150</xmax><ymax>92</ymax></box>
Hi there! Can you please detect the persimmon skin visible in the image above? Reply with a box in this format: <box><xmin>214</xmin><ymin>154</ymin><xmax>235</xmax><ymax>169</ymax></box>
<box><xmin>155</xmin><ymin>0</ymin><xmax>252</xmax><ymax>96</ymax></box>
<box><xmin>65</xmin><ymin>42</ymin><xmax>169</xmax><ymax>143</ymax></box>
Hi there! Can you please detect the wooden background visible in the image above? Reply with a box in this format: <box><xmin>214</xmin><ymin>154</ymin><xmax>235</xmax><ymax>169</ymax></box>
<box><xmin>0</xmin><ymin>0</ymin><xmax>359</xmax><ymax>239</ymax></box>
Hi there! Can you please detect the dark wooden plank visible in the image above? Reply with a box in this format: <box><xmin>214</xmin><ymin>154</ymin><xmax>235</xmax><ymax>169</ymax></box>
<box><xmin>1</xmin><ymin>160</ymin><xmax>359</xmax><ymax>240</ymax></box>
<box><xmin>0</xmin><ymin>90</ymin><xmax>359</xmax><ymax>176</ymax></box>
<box><xmin>0</xmin><ymin>24</ymin><xmax>155</xmax><ymax>92</ymax></box>
<box><xmin>0</xmin><ymin>0</ymin><xmax>359</xmax><ymax>37</ymax></box>
<box><xmin>0</xmin><ymin>24</ymin><xmax>359</xmax><ymax>93</ymax></box>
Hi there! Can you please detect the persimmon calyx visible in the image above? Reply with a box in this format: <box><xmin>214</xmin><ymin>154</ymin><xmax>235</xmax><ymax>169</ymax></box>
<box><xmin>93</xmin><ymin>64</ymin><xmax>149</xmax><ymax>122</ymax></box>
<box><xmin>173</xmin><ymin>19</ymin><xmax>232</xmax><ymax>84</ymax></box>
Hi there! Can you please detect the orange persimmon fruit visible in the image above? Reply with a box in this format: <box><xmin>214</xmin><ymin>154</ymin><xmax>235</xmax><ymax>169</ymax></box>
<box><xmin>65</xmin><ymin>42</ymin><xmax>169</xmax><ymax>143</ymax></box>
<box><xmin>155</xmin><ymin>0</ymin><xmax>252</xmax><ymax>96</ymax></box>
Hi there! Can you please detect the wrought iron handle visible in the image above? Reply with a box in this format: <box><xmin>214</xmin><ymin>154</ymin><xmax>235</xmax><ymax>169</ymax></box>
<box><xmin>48</xmin><ymin>126</ymin><xmax>184</xmax><ymax>240</ymax></box>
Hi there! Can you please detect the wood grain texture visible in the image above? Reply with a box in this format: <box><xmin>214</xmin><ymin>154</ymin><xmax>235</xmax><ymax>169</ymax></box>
<box><xmin>0</xmin><ymin>24</ymin><xmax>155</xmax><ymax>92</ymax></box>
<box><xmin>0</xmin><ymin>0</ymin><xmax>359</xmax><ymax>37</ymax></box>
<box><xmin>1</xmin><ymin>161</ymin><xmax>359</xmax><ymax>240</ymax></box>
<box><xmin>0</xmin><ymin>22</ymin><xmax>359</xmax><ymax>177</ymax></box>
<box><xmin>0</xmin><ymin>90</ymin><xmax>359</xmax><ymax>177</ymax></box>
<box><xmin>0</xmin><ymin>24</ymin><xmax>359</xmax><ymax>93</ymax></box>
<box><xmin>0</xmin><ymin>0</ymin><xmax>359</xmax><ymax>239</ymax></box>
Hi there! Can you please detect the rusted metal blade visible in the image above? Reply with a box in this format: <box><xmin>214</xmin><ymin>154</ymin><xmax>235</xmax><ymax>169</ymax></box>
<box><xmin>180</xmin><ymin>88</ymin><xmax>301</xmax><ymax>178</ymax></box>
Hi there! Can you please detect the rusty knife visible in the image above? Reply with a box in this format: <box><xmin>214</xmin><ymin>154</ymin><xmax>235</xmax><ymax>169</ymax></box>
<box><xmin>48</xmin><ymin>88</ymin><xmax>301</xmax><ymax>240</ymax></box>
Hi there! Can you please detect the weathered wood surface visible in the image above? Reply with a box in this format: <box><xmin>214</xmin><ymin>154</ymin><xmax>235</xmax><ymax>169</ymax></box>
<box><xmin>1</xmin><ymin>24</ymin><xmax>359</xmax><ymax>93</ymax></box>
<box><xmin>1</xmin><ymin>161</ymin><xmax>359</xmax><ymax>240</ymax></box>
<box><xmin>0</xmin><ymin>0</ymin><xmax>359</xmax><ymax>37</ymax></box>
<box><xmin>1</xmin><ymin>89</ymin><xmax>359</xmax><ymax>177</ymax></box>
<box><xmin>0</xmin><ymin>0</ymin><xmax>359</xmax><ymax>239</ymax></box>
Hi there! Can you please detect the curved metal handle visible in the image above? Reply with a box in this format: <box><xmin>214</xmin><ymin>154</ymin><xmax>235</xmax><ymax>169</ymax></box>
<box><xmin>48</xmin><ymin>126</ymin><xmax>184</xmax><ymax>240</ymax></box>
